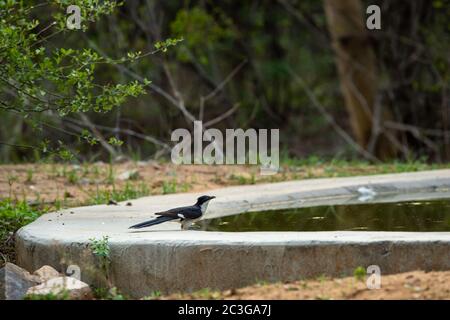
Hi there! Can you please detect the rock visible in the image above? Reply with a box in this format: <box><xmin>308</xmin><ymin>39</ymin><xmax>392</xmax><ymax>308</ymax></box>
<box><xmin>79</xmin><ymin>178</ymin><xmax>91</xmax><ymax>185</ymax></box>
<box><xmin>113</xmin><ymin>155</ymin><xmax>129</xmax><ymax>164</ymax></box>
<box><xmin>147</xmin><ymin>160</ymin><xmax>162</xmax><ymax>170</ymax></box>
<box><xmin>64</xmin><ymin>191</ymin><xmax>74</xmax><ymax>198</ymax></box>
<box><xmin>0</xmin><ymin>263</ymin><xmax>41</xmax><ymax>300</ymax></box>
<box><xmin>33</xmin><ymin>265</ymin><xmax>60</xmax><ymax>282</ymax></box>
<box><xmin>26</xmin><ymin>277</ymin><xmax>93</xmax><ymax>300</ymax></box>
<box><xmin>117</xmin><ymin>169</ymin><xmax>140</xmax><ymax>181</ymax></box>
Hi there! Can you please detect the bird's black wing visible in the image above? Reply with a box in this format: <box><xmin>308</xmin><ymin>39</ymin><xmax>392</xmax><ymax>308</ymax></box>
<box><xmin>155</xmin><ymin>205</ymin><xmax>202</xmax><ymax>219</ymax></box>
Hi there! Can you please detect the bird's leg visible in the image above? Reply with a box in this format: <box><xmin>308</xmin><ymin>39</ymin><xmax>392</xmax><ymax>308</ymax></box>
<box><xmin>181</xmin><ymin>220</ymin><xmax>193</xmax><ymax>230</ymax></box>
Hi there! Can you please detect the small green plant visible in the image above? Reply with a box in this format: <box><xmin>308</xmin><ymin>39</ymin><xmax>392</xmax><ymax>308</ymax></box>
<box><xmin>128</xmin><ymin>171</ymin><xmax>140</xmax><ymax>181</ymax></box>
<box><xmin>93</xmin><ymin>286</ymin><xmax>109</xmax><ymax>299</ymax></box>
<box><xmin>106</xmin><ymin>164</ymin><xmax>115</xmax><ymax>185</ymax></box>
<box><xmin>353</xmin><ymin>266</ymin><xmax>366</xmax><ymax>281</ymax></box>
<box><xmin>143</xmin><ymin>290</ymin><xmax>162</xmax><ymax>300</ymax></box>
<box><xmin>256</xmin><ymin>279</ymin><xmax>269</xmax><ymax>286</ymax></box>
<box><xmin>93</xmin><ymin>286</ymin><xmax>125</xmax><ymax>300</ymax></box>
<box><xmin>24</xmin><ymin>290</ymin><xmax>70</xmax><ymax>300</ymax></box>
<box><xmin>154</xmin><ymin>37</ymin><xmax>184</xmax><ymax>52</ymax></box>
<box><xmin>180</xmin><ymin>182</ymin><xmax>192</xmax><ymax>192</ymax></box>
<box><xmin>108</xmin><ymin>287</ymin><xmax>125</xmax><ymax>300</ymax></box>
<box><xmin>89</xmin><ymin>236</ymin><xmax>111</xmax><ymax>281</ymax></box>
<box><xmin>229</xmin><ymin>173</ymin><xmax>256</xmax><ymax>185</ymax></box>
<box><xmin>92</xmin><ymin>165</ymin><xmax>100</xmax><ymax>178</ymax></box>
<box><xmin>67</xmin><ymin>170</ymin><xmax>79</xmax><ymax>184</ymax></box>
<box><xmin>108</xmin><ymin>137</ymin><xmax>124</xmax><ymax>147</ymax></box>
<box><xmin>162</xmin><ymin>180</ymin><xmax>177</xmax><ymax>194</ymax></box>
<box><xmin>90</xmin><ymin>183</ymin><xmax>149</xmax><ymax>205</ymax></box>
<box><xmin>54</xmin><ymin>199</ymin><xmax>62</xmax><ymax>211</ymax></box>
<box><xmin>89</xmin><ymin>236</ymin><xmax>111</xmax><ymax>259</ymax></box>
<box><xmin>250</xmin><ymin>172</ymin><xmax>256</xmax><ymax>184</ymax></box>
<box><xmin>7</xmin><ymin>174</ymin><xmax>18</xmax><ymax>198</ymax></box>
<box><xmin>0</xmin><ymin>199</ymin><xmax>47</xmax><ymax>266</ymax></box>
<box><xmin>82</xmin><ymin>163</ymin><xmax>90</xmax><ymax>177</ymax></box>
<box><xmin>25</xmin><ymin>169</ymin><xmax>34</xmax><ymax>184</ymax></box>
<box><xmin>192</xmin><ymin>288</ymin><xmax>221</xmax><ymax>299</ymax></box>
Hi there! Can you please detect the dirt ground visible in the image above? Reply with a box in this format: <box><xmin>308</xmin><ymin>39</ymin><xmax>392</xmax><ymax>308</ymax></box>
<box><xmin>1</xmin><ymin>161</ymin><xmax>444</xmax><ymax>206</ymax></box>
<box><xmin>0</xmin><ymin>161</ymin><xmax>403</xmax><ymax>206</ymax></box>
<box><xmin>164</xmin><ymin>270</ymin><xmax>450</xmax><ymax>300</ymax></box>
<box><xmin>0</xmin><ymin>162</ymin><xmax>260</xmax><ymax>206</ymax></box>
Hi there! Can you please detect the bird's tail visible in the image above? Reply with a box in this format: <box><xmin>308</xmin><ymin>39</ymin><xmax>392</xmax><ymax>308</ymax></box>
<box><xmin>128</xmin><ymin>216</ymin><xmax>175</xmax><ymax>229</ymax></box>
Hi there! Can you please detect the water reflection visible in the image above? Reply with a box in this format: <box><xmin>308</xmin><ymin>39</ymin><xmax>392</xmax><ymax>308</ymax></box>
<box><xmin>197</xmin><ymin>199</ymin><xmax>450</xmax><ymax>232</ymax></box>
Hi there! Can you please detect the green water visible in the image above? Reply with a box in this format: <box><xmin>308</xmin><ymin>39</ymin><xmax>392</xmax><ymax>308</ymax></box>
<box><xmin>197</xmin><ymin>199</ymin><xmax>450</xmax><ymax>232</ymax></box>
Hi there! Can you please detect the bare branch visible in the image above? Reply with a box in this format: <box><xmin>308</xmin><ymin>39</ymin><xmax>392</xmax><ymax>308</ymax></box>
<box><xmin>204</xmin><ymin>103</ymin><xmax>240</xmax><ymax>128</ymax></box>
<box><xmin>78</xmin><ymin>113</ymin><xmax>118</xmax><ymax>157</ymax></box>
<box><xmin>289</xmin><ymin>69</ymin><xmax>380</xmax><ymax>162</ymax></box>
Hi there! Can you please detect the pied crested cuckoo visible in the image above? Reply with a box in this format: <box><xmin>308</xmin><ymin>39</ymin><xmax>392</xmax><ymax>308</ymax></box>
<box><xmin>128</xmin><ymin>195</ymin><xmax>216</xmax><ymax>230</ymax></box>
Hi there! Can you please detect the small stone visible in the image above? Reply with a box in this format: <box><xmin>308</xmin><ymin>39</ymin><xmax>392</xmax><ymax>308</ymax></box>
<box><xmin>26</xmin><ymin>277</ymin><xmax>93</xmax><ymax>300</ymax></box>
<box><xmin>126</xmin><ymin>202</ymin><xmax>132</xmax><ymax>206</ymax></box>
<box><xmin>64</xmin><ymin>191</ymin><xmax>74</xmax><ymax>198</ymax></box>
<box><xmin>284</xmin><ymin>285</ymin><xmax>299</xmax><ymax>291</ymax></box>
<box><xmin>223</xmin><ymin>289</ymin><xmax>233</xmax><ymax>296</ymax></box>
<box><xmin>108</xmin><ymin>200</ymin><xmax>118</xmax><ymax>205</ymax></box>
<box><xmin>147</xmin><ymin>160</ymin><xmax>162</xmax><ymax>170</ymax></box>
<box><xmin>0</xmin><ymin>263</ymin><xmax>41</xmax><ymax>300</ymax></box>
<box><xmin>33</xmin><ymin>266</ymin><xmax>60</xmax><ymax>282</ymax></box>
<box><xmin>117</xmin><ymin>169</ymin><xmax>140</xmax><ymax>181</ymax></box>
<box><xmin>79</xmin><ymin>178</ymin><xmax>91</xmax><ymax>185</ymax></box>
<box><xmin>113</xmin><ymin>155</ymin><xmax>129</xmax><ymax>164</ymax></box>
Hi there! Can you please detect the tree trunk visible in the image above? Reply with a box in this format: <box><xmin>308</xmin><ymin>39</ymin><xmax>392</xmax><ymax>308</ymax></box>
<box><xmin>324</xmin><ymin>0</ymin><xmax>396</xmax><ymax>159</ymax></box>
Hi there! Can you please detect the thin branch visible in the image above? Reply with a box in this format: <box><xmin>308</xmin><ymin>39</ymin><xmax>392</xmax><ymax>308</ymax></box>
<box><xmin>203</xmin><ymin>59</ymin><xmax>248</xmax><ymax>102</ymax></box>
<box><xmin>78</xmin><ymin>113</ymin><xmax>117</xmax><ymax>157</ymax></box>
<box><xmin>289</xmin><ymin>69</ymin><xmax>380</xmax><ymax>162</ymax></box>
<box><xmin>204</xmin><ymin>103</ymin><xmax>240</xmax><ymax>128</ymax></box>
<box><xmin>200</xmin><ymin>59</ymin><xmax>247</xmax><ymax>120</ymax></box>
<box><xmin>0</xmin><ymin>141</ymin><xmax>37</xmax><ymax>149</ymax></box>
<box><xmin>64</xmin><ymin>117</ymin><xmax>171</xmax><ymax>151</ymax></box>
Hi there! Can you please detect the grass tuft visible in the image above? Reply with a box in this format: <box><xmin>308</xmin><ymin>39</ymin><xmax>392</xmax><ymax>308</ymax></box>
<box><xmin>0</xmin><ymin>199</ymin><xmax>47</xmax><ymax>266</ymax></box>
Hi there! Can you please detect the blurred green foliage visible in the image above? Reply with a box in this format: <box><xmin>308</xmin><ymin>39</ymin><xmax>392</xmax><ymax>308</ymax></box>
<box><xmin>0</xmin><ymin>0</ymin><xmax>448</xmax><ymax>163</ymax></box>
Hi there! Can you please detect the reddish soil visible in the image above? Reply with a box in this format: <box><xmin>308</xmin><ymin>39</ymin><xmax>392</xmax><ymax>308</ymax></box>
<box><xmin>0</xmin><ymin>161</ymin><xmax>393</xmax><ymax>206</ymax></box>
<box><xmin>163</xmin><ymin>270</ymin><xmax>450</xmax><ymax>300</ymax></box>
